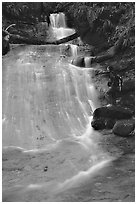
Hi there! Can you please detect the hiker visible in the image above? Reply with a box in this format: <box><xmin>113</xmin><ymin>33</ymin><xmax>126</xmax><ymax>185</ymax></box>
<box><xmin>106</xmin><ymin>66</ymin><xmax>123</xmax><ymax>105</ymax></box>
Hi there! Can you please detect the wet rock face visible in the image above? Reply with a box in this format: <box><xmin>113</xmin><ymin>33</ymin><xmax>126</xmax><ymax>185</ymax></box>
<box><xmin>113</xmin><ymin>119</ymin><xmax>135</xmax><ymax>137</ymax></box>
<box><xmin>71</xmin><ymin>56</ymin><xmax>95</xmax><ymax>68</ymax></box>
<box><xmin>71</xmin><ymin>56</ymin><xmax>85</xmax><ymax>67</ymax></box>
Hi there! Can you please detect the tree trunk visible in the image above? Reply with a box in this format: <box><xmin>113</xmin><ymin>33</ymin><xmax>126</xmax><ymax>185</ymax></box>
<box><xmin>10</xmin><ymin>32</ymin><xmax>79</xmax><ymax>45</ymax></box>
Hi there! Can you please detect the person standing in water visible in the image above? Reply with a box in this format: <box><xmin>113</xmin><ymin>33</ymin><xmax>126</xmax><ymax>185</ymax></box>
<box><xmin>106</xmin><ymin>66</ymin><xmax>123</xmax><ymax>105</ymax></box>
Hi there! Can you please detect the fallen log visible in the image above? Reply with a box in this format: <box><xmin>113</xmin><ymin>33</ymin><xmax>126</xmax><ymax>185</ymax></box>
<box><xmin>10</xmin><ymin>32</ymin><xmax>79</xmax><ymax>45</ymax></box>
<box><xmin>53</xmin><ymin>33</ymin><xmax>79</xmax><ymax>45</ymax></box>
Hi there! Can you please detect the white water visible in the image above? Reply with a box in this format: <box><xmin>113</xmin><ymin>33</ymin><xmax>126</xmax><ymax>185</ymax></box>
<box><xmin>69</xmin><ymin>44</ymin><xmax>78</xmax><ymax>57</ymax></box>
<box><xmin>3</xmin><ymin>50</ymin><xmax>113</xmax><ymax>195</ymax></box>
<box><xmin>50</xmin><ymin>13</ymin><xmax>66</xmax><ymax>28</ymax></box>
<box><xmin>50</xmin><ymin>12</ymin><xmax>78</xmax><ymax>57</ymax></box>
<box><xmin>45</xmin><ymin>13</ymin><xmax>113</xmax><ymax>190</ymax></box>
<box><xmin>3</xmin><ymin>14</ymin><xmax>113</xmax><ymax>201</ymax></box>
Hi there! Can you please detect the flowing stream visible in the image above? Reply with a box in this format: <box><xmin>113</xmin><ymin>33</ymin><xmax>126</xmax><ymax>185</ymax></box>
<box><xmin>2</xmin><ymin>13</ymin><xmax>115</xmax><ymax>202</ymax></box>
<box><xmin>50</xmin><ymin>12</ymin><xmax>76</xmax><ymax>40</ymax></box>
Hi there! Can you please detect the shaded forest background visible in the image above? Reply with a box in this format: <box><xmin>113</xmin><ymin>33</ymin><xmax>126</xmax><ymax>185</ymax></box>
<box><xmin>2</xmin><ymin>2</ymin><xmax>135</xmax><ymax>49</ymax></box>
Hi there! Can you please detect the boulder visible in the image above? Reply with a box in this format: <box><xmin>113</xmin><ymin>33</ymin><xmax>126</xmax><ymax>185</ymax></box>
<box><xmin>93</xmin><ymin>105</ymin><xmax>133</xmax><ymax>120</ymax></box>
<box><xmin>91</xmin><ymin>118</ymin><xmax>106</xmax><ymax>130</ymax></box>
<box><xmin>113</xmin><ymin>119</ymin><xmax>135</xmax><ymax>137</ymax></box>
<box><xmin>105</xmin><ymin>119</ymin><xmax>116</xmax><ymax>129</ymax></box>
<box><xmin>91</xmin><ymin>118</ymin><xmax>115</xmax><ymax>130</ymax></box>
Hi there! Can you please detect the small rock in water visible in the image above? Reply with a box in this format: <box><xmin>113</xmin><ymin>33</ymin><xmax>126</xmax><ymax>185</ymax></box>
<box><xmin>44</xmin><ymin>166</ymin><xmax>48</xmax><ymax>172</ymax></box>
<box><xmin>71</xmin><ymin>56</ymin><xmax>85</xmax><ymax>67</ymax></box>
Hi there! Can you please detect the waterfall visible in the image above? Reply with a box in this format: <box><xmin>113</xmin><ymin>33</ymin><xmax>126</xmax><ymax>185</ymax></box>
<box><xmin>2</xmin><ymin>43</ymin><xmax>114</xmax><ymax>201</ymax></box>
<box><xmin>50</xmin><ymin>12</ymin><xmax>78</xmax><ymax>57</ymax></box>
<box><xmin>69</xmin><ymin>44</ymin><xmax>78</xmax><ymax>57</ymax></box>
<box><xmin>50</xmin><ymin>12</ymin><xmax>74</xmax><ymax>40</ymax></box>
<box><xmin>50</xmin><ymin>13</ymin><xmax>66</xmax><ymax>28</ymax></box>
<box><xmin>2</xmin><ymin>12</ymin><xmax>114</xmax><ymax>202</ymax></box>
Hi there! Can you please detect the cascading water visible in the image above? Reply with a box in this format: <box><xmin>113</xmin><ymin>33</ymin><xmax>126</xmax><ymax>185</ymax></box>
<box><xmin>2</xmin><ymin>13</ymin><xmax>114</xmax><ymax>202</ymax></box>
<box><xmin>50</xmin><ymin>12</ymin><xmax>78</xmax><ymax>57</ymax></box>
<box><xmin>69</xmin><ymin>44</ymin><xmax>78</xmax><ymax>57</ymax></box>
<box><xmin>50</xmin><ymin>13</ymin><xmax>66</xmax><ymax>28</ymax></box>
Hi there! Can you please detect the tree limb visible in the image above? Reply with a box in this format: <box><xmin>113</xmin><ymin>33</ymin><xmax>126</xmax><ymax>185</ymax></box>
<box><xmin>10</xmin><ymin>32</ymin><xmax>79</xmax><ymax>45</ymax></box>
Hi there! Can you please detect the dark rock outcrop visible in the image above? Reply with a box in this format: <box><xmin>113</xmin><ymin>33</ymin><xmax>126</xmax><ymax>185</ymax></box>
<box><xmin>113</xmin><ymin>119</ymin><xmax>135</xmax><ymax>137</ymax></box>
<box><xmin>91</xmin><ymin>118</ymin><xmax>115</xmax><ymax>130</ymax></box>
<box><xmin>71</xmin><ymin>56</ymin><xmax>85</xmax><ymax>67</ymax></box>
<box><xmin>93</xmin><ymin>105</ymin><xmax>133</xmax><ymax>120</ymax></box>
<box><xmin>105</xmin><ymin>119</ymin><xmax>116</xmax><ymax>129</ymax></box>
<box><xmin>91</xmin><ymin>118</ymin><xmax>106</xmax><ymax>130</ymax></box>
<box><xmin>91</xmin><ymin>105</ymin><xmax>133</xmax><ymax>130</ymax></box>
